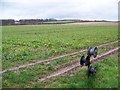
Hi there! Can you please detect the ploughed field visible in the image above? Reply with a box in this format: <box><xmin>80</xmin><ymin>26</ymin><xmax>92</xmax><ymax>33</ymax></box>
<box><xmin>2</xmin><ymin>24</ymin><xmax>118</xmax><ymax>88</ymax></box>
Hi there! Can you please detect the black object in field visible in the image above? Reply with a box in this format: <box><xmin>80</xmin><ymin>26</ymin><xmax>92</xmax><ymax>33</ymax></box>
<box><xmin>88</xmin><ymin>66</ymin><xmax>97</xmax><ymax>77</ymax></box>
<box><xmin>80</xmin><ymin>55</ymin><xmax>91</xmax><ymax>67</ymax></box>
<box><xmin>87</xmin><ymin>47</ymin><xmax>98</xmax><ymax>58</ymax></box>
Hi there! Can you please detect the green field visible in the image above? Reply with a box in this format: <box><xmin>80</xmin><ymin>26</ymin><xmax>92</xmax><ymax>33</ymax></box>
<box><xmin>2</xmin><ymin>25</ymin><xmax>118</xmax><ymax>88</ymax></box>
<box><xmin>2</xmin><ymin>25</ymin><xmax>118</xmax><ymax>69</ymax></box>
<box><xmin>42</xmin><ymin>53</ymin><xmax>118</xmax><ymax>88</ymax></box>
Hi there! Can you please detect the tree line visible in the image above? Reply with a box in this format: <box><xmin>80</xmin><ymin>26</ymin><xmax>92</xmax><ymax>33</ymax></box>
<box><xmin>0</xmin><ymin>19</ymin><xmax>109</xmax><ymax>26</ymax></box>
<box><xmin>1</xmin><ymin>18</ymin><xmax>57</xmax><ymax>26</ymax></box>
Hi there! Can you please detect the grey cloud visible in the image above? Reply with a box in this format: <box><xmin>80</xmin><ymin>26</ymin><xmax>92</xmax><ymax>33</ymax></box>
<box><xmin>0</xmin><ymin>0</ymin><xmax>119</xmax><ymax>21</ymax></box>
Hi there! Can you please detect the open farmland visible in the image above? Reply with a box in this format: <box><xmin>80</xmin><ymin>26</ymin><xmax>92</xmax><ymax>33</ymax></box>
<box><xmin>2</xmin><ymin>22</ymin><xmax>118</xmax><ymax>88</ymax></box>
<box><xmin>2</xmin><ymin>24</ymin><xmax>118</xmax><ymax>69</ymax></box>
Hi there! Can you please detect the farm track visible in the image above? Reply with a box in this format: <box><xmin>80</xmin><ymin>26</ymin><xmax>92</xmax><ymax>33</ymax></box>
<box><xmin>38</xmin><ymin>47</ymin><xmax>119</xmax><ymax>82</ymax></box>
<box><xmin>1</xmin><ymin>40</ymin><xmax>118</xmax><ymax>74</ymax></box>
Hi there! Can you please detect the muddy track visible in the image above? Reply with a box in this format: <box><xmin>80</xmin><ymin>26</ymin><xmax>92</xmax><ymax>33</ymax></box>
<box><xmin>1</xmin><ymin>40</ymin><xmax>118</xmax><ymax>74</ymax></box>
<box><xmin>38</xmin><ymin>47</ymin><xmax>119</xmax><ymax>82</ymax></box>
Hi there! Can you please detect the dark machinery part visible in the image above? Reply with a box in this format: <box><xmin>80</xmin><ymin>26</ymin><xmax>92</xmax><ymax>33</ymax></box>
<box><xmin>80</xmin><ymin>55</ymin><xmax>91</xmax><ymax>67</ymax></box>
<box><xmin>80</xmin><ymin>46</ymin><xmax>98</xmax><ymax>77</ymax></box>
<box><xmin>88</xmin><ymin>66</ymin><xmax>97</xmax><ymax>77</ymax></box>
<box><xmin>87</xmin><ymin>47</ymin><xmax>98</xmax><ymax>58</ymax></box>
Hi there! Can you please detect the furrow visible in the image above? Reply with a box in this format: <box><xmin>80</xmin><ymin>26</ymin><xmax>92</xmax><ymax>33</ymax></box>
<box><xmin>1</xmin><ymin>40</ymin><xmax>118</xmax><ymax>74</ymax></box>
<box><xmin>38</xmin><ymin>47</ymin><xmax>119</xmax><ymax>82</ymax></box>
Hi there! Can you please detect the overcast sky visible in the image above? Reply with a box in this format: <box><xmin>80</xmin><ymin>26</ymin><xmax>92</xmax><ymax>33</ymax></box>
<box><xmin>0</xmin><ymin>0</ymin><xmax>119</xmax><ymax>21</ymax></box>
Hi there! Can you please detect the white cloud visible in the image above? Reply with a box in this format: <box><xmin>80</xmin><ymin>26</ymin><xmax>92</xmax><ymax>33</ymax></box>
<box><xmin>0</xmin><ymin>0</ymin><xmax>119</xmax><ymax>20</ymax></box>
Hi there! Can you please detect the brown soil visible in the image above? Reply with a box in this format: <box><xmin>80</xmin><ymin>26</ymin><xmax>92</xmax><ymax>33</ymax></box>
<box><xmin>63</xmin><ymin>22</ymin><xmax>117</xmax><ymax>26</ymax></box>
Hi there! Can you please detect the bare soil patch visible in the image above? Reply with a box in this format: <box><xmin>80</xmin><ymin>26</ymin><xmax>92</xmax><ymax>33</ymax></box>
<box><xmin>63</xmin><ymin>22</ymin><xmax>117</xmax><ymax>26</ymax></box>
